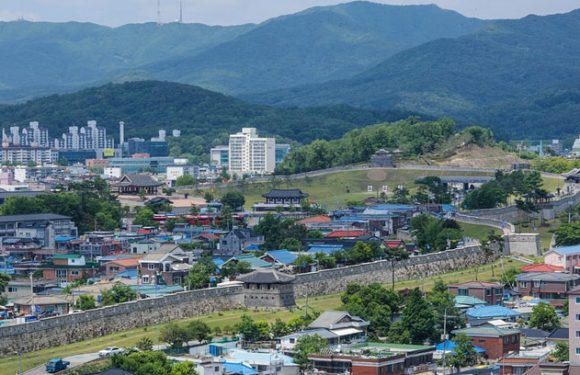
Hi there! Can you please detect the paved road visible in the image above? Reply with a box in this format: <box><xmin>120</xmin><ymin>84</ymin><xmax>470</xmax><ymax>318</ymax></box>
<box><xmin>24</xmin><ymin>353</ymin><xmax>99</xmax><ymax>375</ymax></box>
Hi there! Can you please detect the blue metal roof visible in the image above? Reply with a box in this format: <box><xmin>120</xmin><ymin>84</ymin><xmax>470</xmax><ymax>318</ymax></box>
<box><xmin>436</xmin><ymin>340</ymin><xmax>486</xmax><ymax>353</ymax></box>
<box><xmin>264</xmin><ymin>250</ymin><xmax>297</xmax><ymax>265</ymax></box>
<box><xmin>116</xmin><ymin>269</ymin><xmax>138</xmax><ymax>279</ymax></box>
<box><xmin>466</xmin><ymin>305</ymin><xmax>520</xmax><ymax>319</ymax></box>
<box><xmin>307</xmin><ymin>244</ymin><xmax>344</xmax><ymax>255</ymax></box>
<box><xmin>54</xmin><ymin>235</ymin><xmax>78</xmax><ymax>242</ymax></box>
<box><xmin>368</xmin><ymin>204</ymin><xmax>415</xmax><ymax>211</ymax></box>
<box><xmin>245</xmin><ymin>244</ymin><xmax>260</xmax><ymax>251</ymax></box>
<box><xmin>223</xmin><ymin>362</ymin><xmax>258</xmax><ymax>375</ymax></box>
<box><xmin>551</xmin><ymin>244</ymin><xmax>580</xmax><ymax>255</ymax></box>
<box><xmin>213</xmin><ymin>258</ymin><xmax>226</xmax><ymax>267</ymax></box>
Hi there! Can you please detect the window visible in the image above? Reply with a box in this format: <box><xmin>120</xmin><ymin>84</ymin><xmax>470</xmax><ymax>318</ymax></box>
<box><xmin>142</xmin><ymin>276</ymin><xmax>149</xmax><ymax>284</ymax></box>
<box><xmin>458</xmin><ymin>288</ymin><xmax>469</xmax><ymax>296</ymax></box>
<box><xmin>289</xmin><ymin>338</ymin><xmax>295</xmax><ymax>344</ymax></box>
<box><xmin>71</xmin><ymin>271</ymin><xmax>79</xmax><ymax>276</ymax></box>
<box><xmin>577</xmin><ymin>348</ymin><xmax>580</xmax><ymax>355</ymax></box>
<box><xmin>56</xmin><ymin>269</ymin><xmax>67</xmax><ymax>278</ymax></box>
<box><xmin>148</xmin><ymin>264</ymin><xmax>156</xmax><ymax>270</ymax></box>
<box><xmin>576</xmin><ymin>297</ymin><xmax>580</xmax><ymax>304</ymax></box>
<box><xmin>576</xmin><ymin>331</ymin><xmax>580</xmax><ymax>338</ymax></box>
<box><xmin>486</xmin><ymin>289</ymin><xmax>492</xmax><ymax>296</ymax></box>
<box><xmin>576</xmin><ymin>314</ymin><xmax>580</xmax><ymax>321</ymax></box>
<box><xmin>7</xmin><ymin>287</ymin><xmax>17</xmax><ymax>293</ymax></box>
<box><xmin>214</xmin><ymin>367</ymin><xmax>219</xmax><ymax>372</ymax></box>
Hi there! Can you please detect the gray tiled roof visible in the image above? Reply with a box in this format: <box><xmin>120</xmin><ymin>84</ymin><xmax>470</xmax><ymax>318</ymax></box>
<box><xmin>0</xmin><ymin>213</ymin><xmax>71</xmax><ymax>223</ymax></box>
<box><xmin>516</xmin><ymin>272</ymin><xmax>580</xmax><ymax>282</ymax></box>
<box><xmin>262</xmin><ymin>189</ymin><xmax>308</xmax><ymax>199</ymax></box>
<box><xmin>236</xmin><ymin>268</ymin><xmax>295</xmax><ymax>284</ymax></box>
<box><xmin>115</xmin><ymin>174</ymin><xmax>162</xmax><ymax>187</ymax></box>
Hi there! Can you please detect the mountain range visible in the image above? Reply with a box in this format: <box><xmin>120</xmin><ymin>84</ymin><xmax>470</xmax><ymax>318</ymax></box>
<box><xmin>248</xmin><ymin>9</ymin><xmax>580</xmax><ymax>140</ymax></box>
<box><xmin>0</xmin><ymin>2</ymin><xmax>486</xmax><ymax>103</ymax></box>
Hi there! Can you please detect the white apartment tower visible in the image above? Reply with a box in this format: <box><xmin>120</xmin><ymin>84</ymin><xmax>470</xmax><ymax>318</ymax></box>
<box><xmin>228</xmin><ymin>128</ymin><xmax>276</xmax><ymax>176</ymax></box>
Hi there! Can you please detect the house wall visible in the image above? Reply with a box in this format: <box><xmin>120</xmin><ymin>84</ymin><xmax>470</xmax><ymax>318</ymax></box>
<box><xmin>468</xmin><ymin>334</ymin><xmax>520</xmax><ymax>360</ymax></box>
<box><xmin>569</xmin><ymin>294</ymin><xmax>580</xmax><ymax>366</ymax></box>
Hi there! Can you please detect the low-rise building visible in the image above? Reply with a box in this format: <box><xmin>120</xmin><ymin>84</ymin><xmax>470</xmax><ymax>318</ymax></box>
<box><xmin>544</xmin><ymin>245</ymin><xmax>580</xmax><ymax>273</ymax></box>
<box><xmin>42</xmin><ymin>254</ymin><xmax>98</xmax><ymax>283</ymax></box>
<box><xmin>516</xmin><ymin>272</ymin><xmax>580</xmax><ymax>307</ymax></box>
<box><xmin>0</xmin><ymin>213</ymin><xmax>78</xmax><ymax>249</ymax></box>
<box><xmin>452</xmin><ymin>325</ymin><xmax>520</xmax><ymax>359</ymax></box>
<box><xmin>138</xmin><ymin>245</ymin><xmax>192</xmax><ymax>285</ymax></box>
<box><xmin>104</xmin><ymin>257</ymin><xmax>141</xmax><ymax>277</ymax></box>
<box><xmin>13</xmin><ymin>295</ymin><xmax>71</xmax><ymax>316</ymax></box>
<box><xmin>448</xmin><ymin>281</ymin><xmax>504</xmax><ymax>305</ymax></box>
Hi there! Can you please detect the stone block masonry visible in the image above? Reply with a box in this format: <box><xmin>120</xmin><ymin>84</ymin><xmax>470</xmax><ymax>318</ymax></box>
<box><xmin>294</xmin><ymin>245</ymin><xmax>484</xmax><ymax>296</ymax></box>
<box><xmin>0</xmin><ymin>245</ymin><xmax>486</xmax><ymax>355</ymax></box>
<box><xmin>0</xmin><ymin>285</ymin><xmax>243</xmax><ymax>356</ymax></box>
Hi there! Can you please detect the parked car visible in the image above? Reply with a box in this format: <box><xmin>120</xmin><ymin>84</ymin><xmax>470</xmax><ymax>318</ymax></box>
<box><xmin>99</xmin><ymin>346</ymin><xmax>124</xmax><ymax>357</ymax></box>
<box><xmin>46</xmin><ymin>358</ymin><xmax>70</xmax><ymax>373</ymax></box>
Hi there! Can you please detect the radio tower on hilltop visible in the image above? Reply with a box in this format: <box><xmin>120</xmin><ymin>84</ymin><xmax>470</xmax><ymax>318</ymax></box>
<box><xmin>179</xmin><ymin>0</ymin><xmax>183</xmax><ymax>23</ymax></box>
<box><xmin>157</xmin><ymin>0</ymin><xmax>161</xmax><ymax>25</ymax></box>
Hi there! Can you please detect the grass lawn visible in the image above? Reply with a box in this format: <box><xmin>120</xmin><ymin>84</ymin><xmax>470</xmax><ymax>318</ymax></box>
<box><xmin>460</xmin><ymin>222</ymin><xmax>502</xmax><ymax>241</ymax></box>
<box><xmin>0</xmin><ymin>258</ymin><xmax>523</xmax><ymax>374</ymax></box>
<box><xmin>209</xmin><ymin>169</ymin><xmax>496</xmax><ymax>210</ymax></box>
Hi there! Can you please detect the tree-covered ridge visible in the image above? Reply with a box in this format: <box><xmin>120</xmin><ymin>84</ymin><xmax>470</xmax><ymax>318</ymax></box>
<box><xmin>0</xmin><ymin>2</ymin><xmax>487</xmax><ymax>102</ymax></box>
<box><xmin>276</xmin><ymin>118</ymin><xmax>493</xmax><ymax>174</ymax></box>
<box><xmin>0</xmin><ymin>81</ymin><xmax>412</xmax><ymax>160</ymax></box>
<box><xmin>249</xmin><ymin>9</ymin><xmax>580</xmax><ymax>140</ymax></box>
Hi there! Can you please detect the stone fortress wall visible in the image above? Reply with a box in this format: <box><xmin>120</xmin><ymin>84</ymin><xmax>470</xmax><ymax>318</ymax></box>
<box><xmin>0</xmin><ymin>245</ymin><xmax>485</xmax><ymax>355</ymax></box>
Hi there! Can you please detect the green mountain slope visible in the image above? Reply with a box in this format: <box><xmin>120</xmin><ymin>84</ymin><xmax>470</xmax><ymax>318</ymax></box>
<box><xmin>0</xmin><ymin>2</ymin><xmax>486</xmax><ymax>102</ymax></box>
<box><xmin>248</xmin><ymin>9</ymin><xmax>580</xmax><ymax>138</ymax></box>
<box><xmin>0</xmin><ymin>81</ymin><xmax>414</xmax><ymax>158</ymax></box>
<box><xmin>148</xmin><ymin>1</ymin><xmax>487</xmax><ymax>94</ymax></box>
<box><xmin>0</xmin><ymin>21</ymin><xmax>254</xmax><ymax>103</ymax></box>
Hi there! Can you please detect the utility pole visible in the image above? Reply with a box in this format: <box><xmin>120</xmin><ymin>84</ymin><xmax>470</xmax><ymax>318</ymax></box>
<box><xmin>441</xmin><ymin>308</ymin><xmax>458</xmax><ymax>375</ymax></box>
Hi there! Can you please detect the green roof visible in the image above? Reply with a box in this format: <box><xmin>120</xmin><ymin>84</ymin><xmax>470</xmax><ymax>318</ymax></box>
<box><xmin>229</xmin><ymin>254</ymin><xmax>272</xmax><ymax>269</ymax></box>
<box><xmin>454</xmin><ymin>295</ymin><xmax>487</xmax><ymax>306</ymax></box>
<box><xmin>52</xmin><ymin>254</ymin><xmax>82</xmax><ymax>259</ymax></box>
<box><xmin>453</xmin><ymin>326</ymin><xmax>520</xmax><ymax>338</ymax></box>
<box><xmin>352</xmin><ymin>342</ymin><xmax>434</xmax><ymax>351</ymax></box>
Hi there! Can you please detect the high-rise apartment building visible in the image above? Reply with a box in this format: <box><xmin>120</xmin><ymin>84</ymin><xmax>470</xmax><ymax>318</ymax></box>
<box><xmin>228</xmin><ymin>128</ymin><xmax>275</xmax><ymax>176</ymax></box>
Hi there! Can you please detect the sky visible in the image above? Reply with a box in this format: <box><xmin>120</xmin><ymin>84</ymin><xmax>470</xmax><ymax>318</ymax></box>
<box><xmin>1</xmin><ymin>0</ymin><xmax>579</xmax><ymax>27</ymax></box>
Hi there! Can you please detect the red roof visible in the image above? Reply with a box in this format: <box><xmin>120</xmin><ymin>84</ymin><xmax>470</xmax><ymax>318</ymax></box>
<box><xmin>325</xmin><ymin>229</ymin><xmax>368</xmax><ymax>238</ymax></box>
<box><xmin>297</xmin><ymin>215</ymin><xmax>332</xmax><ymax>225</ymax></box>
<box><xmin>384</xmin><ymin>240</ymin><xmax>404</xmax><ymax>249</ymax></box>
<box><xmin>137</xmin><ymin>229</ymin><xmax>152</xmax><ymax>235</ymax></box>
<box><xmin>107</xmin><ymin>258</ymin><xmax>141</xmax><ymax>267</ymax></box>
<box><xmin>521</xmin><ymin>264</ymin><xmax>564</xmax><ymax>273</ymax></box>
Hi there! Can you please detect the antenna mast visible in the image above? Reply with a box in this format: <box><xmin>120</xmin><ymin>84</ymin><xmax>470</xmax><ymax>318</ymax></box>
<box><xmin>179</xmin><ymin>0</ymin><xmax>183</xmax><ymax>23</ymax></box>
<box><xmin>157</xmin><ymin>0</ymin><xmax>161</xmax><ymax>25</ymax></box>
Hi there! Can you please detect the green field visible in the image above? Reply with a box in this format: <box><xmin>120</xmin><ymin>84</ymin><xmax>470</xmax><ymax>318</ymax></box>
<box><xmin>460</xmin><ymin>222</ymin><xmax>502</xmax><ymax>241</ymax></box>
<box><xmin>0</xmin><ymin>258</ymin><xmax>524</xmax><ymax>374</ymax></box>
<box><xmin>199</xmin><ymin>169</ymin><xmax>562</xmax><ymax>210</ymax></box>
<box><xmin>212</xmin><ymin>169</ymin><xmax>498</xmax><ymax>210</ymax></box>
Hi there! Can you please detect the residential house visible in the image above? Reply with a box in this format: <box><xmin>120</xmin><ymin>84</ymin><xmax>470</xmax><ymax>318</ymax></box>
<box><xmin>0</xmin><ymin>213</ymin><xmax>78</xmax><ymax>249</ymax></box>
<box><xmin>466</xmin><ymin>305</ymin><xmax>521</xmax><ymax>325</ymax></box>
<box><xmin>516</xmin><ymin>272</ymin><xmax>580</xmax><ymax>307</ymax></box>
<box><xmin>129</xmin><ymin>239</ymin><xmax>160</xmax><ymax>254</ymax></box>
<box><xmin>13</xmin><ymin>295</ymin><xmax>71</xmax><ymax>316</ymax></box>
<box><xmin>497</xmin><ymin>350</ymin><xmax>550</xmax><ymax>375</ymax></box>
<box><xmin>454</xmin><ymin>295</ymin><xmax>487</xmax><ymax>310</ymax></box>
<box><xmin>448</xmin><ymin>281</ymin><xmax>504</xmax><ymax>305</ymax></box>
<box><xmin>261</xmin><ymin>250</ymin><xmax>297</xmax><ymax>269</ymax></box>
<box><xmin>110</xmin><ymin>173</ymin><xmax>163</xmax><ymax>195</ymax></box>
<box><xmin>217</xmin><ymin>229</ymin><xmax>252</xmax><ymax>257</ymax></box>
<box><xmin>324</xmin><ymin>229</ymin><xmax>369</xmax><ymax>239</ymax></box>
<box><xmin>138</xmin><ymin>245</ymin><xmax>192</xmax><ymax>285</ymax></box>
<box><xmin>223</xmin><ymin>254</ymin><xmax>272</xmax><ymax>271</ymax></box>
<box><xmin>452</xmin><ymin>325</ymin><xmax>520</xmax><ymax>359</ymax></box>
<box><xmin>544</xmin><ymin>245</ymin><xmax>580</xmax><ymax>273</ymax></box>
<box><xmin>568</xmin><ymin>286</ymin><xmax>580</xmax><ymax>368</ymax></box>
<box><xmin>308</xmin><ymin>342</ymin><xmax>435</xmax><ymax>375</ymax></box>
<box><xmin>42</xmin><ymin>254</ymin><xmax>97</xmax><ymax>283</ymax></box>
<box><xmin>104</xmin><ymin>257</ymin><xmax>141</xmax><ymax>277</ymax></box>
<box><xmin>1</xmin><ymin>237</ymin><xmax>42</xmax><ymax>260</ymax></box>
<box><xmin>520</xmin><ymin>263</ymin><xmax>565</xmax><ymax>273</ymax></box>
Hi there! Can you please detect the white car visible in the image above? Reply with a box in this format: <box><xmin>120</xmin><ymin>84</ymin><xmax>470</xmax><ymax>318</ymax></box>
<box><xmin>98</xmin><ymin>347</ymin><xmax>124</xmax><ymax>357</ymax></box>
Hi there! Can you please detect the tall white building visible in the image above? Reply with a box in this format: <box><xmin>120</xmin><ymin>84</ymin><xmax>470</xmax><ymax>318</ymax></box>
<box><xmin>228</xmin><ymin>128</ymin><xmax>275</xmax><ymax>176</ymax></box>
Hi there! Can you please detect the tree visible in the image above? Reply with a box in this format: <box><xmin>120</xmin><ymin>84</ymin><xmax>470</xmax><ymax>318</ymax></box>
<box><xmin>171</xmin><ymin>362</ymin><xmax>198</xmax><ymax>375</ymax></box>
<box><xmin>446</xmin><ymin>333</ymin><xmax>477</xmax><ymax>372</ymax></box>
<box><xmin>188</xmin><ymin>320</ymin><xmax>213</xmax><ymax>343</ymax></box>
<box><xmin>270</xmin><ymin>318</ymin><xmax>289</xmax><ymax>337</ymax></box>
<box><xmin>175</xmin><ymin>175</ymin><xmax>196</xmax><ymax>187</ymax></box>
<box><xmin>203</xmin><ymin>192</ymin><xmax>214</xmax><ymax>203</ymax></box>
<box><xmin>555</xmin><ymin>222</ymin><xmax>580</xmax><ymax>246</ymax></box>
<box><xmin>293</xmin><ymin>254</ymin><xmax>315</xmax><ymax>273</ymax></box>
<box><xmin>102</xmin><ymin>284</ymin><xmax>138</xmax><ymax>306</ymax></box>
<box><xmin>280</xmin><ymin>238</ymin><xmax>302</xmax><ymax>252</ymax></box>
<box><xmin>185</xmin><ymin>262</ymin><xmax>213</xmax><ymax>290</ymax></box>
<box><xmin>221</xmin><ymin>192</ymin><xmax>245</xmax><ymax>211</ymax></box>
<box><xmin>136</xmin><ymin>337</ymin><xmax>154</xmax><ymax>351</ymax></box>
<box><xmin>253</xmin><ymin>214</ymin><xmax>307</xmax><ymax>250</ymax></box>
<box><xmin>314</xmin><ymin>252</ymin><xmax>336</xmax><ymax>269</ymax></box>
<box><xmin>133</xmin><ymin>207</ymin><xmax>156</xmax><ymax>227</ymax></box>
<box><xmin>76</xmin><ymin>294</ymin><xmax>96</xmax><ymax>310</ymax></box>
<box><xmin>0</xmin><ymin>273</ymin><xmax>11</xmax><ymax>305</ymax></box>
<box><xmin>221</xmin><ymin>261</ymin><xmax>252</xmax><ymax>278</ymax></box>
<box><xmin>160</xmin><ymin>323</ymin><xmax>191</xmax><ymax>349</ymax></box>
<box><xmin>236</xmin><ymin>314</ymin><xmax>261</xmax><ymax>342</ymax></box>
<box><xmin>428</xmin><ymin>280</ymin><xmax>463</xmax><ymax>339</ymax></box>
<box><xmin>552</xmin><ymin>341</ymin><xmax>569</xmax><ymax>362</ymax></box>
<box><xmin>399</xmin><ymin>288</ymin><xmax>435</xmax><ymax>344</ymax></box>
<box><xmin>112</xmin><ymin>351</ymin><xmax>172</xmax><ymax>375</ymax></box>
<box><xmin>293</xmin><ymin>334</ymin><xmax>328</xmax><ymax>367</ymax></box>
<box><xmin>500</xmin><ymin>267</ymin><xmax>519</xmax><ymax>288</ymax></box>
<box><xmin>529</xmin><ymin>303</ymin><xmax>560</xmax><ymax>331</ymax></box>
<box><xmin>341</xmin><ymin>283</ymin><xmax>400</xmax><ymax>337</ymax></box>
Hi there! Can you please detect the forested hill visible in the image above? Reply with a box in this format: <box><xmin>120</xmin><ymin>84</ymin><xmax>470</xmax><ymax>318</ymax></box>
<box><xmin>248</xmin><ymin>9</ymin><xmax>580</xmax><ymax>140</ymax></box>
<box><xmin>0</xmin><ymin>2</ymin><xmax>487</xmax><ymax>102</ymax></box>
<box><xmin>0</xmin><ymin>81</ymin><xmax>414</xmax><ymax>159</ymax></box>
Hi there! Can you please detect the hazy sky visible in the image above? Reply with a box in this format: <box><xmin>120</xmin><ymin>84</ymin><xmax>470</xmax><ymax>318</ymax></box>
<box><xmin>1</xmin><ymin>0</ymin><xmax>580</xmax><ymax>26</ymax></box>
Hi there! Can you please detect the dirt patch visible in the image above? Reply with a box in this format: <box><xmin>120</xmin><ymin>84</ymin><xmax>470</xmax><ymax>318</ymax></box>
<box><xmin>367</xmin><ymin>169</ymin><xmax>387</xmax><ymax>181</ymax></box>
